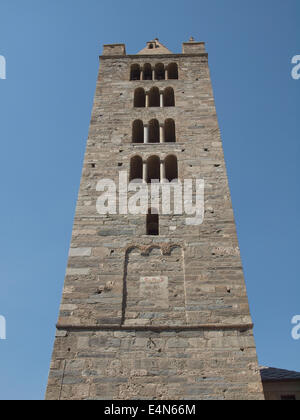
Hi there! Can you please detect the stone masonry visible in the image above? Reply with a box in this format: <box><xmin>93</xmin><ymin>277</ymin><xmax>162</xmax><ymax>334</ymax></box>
<box><xmin>45</xmin><ymin>39</ymin><xmax>264</xmax><ymax>400</ymax></box>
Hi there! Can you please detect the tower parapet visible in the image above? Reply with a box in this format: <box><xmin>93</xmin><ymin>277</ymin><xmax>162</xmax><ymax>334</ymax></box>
<box><xmin>102</xmin><ymin>43</ymin><xmax>126</xmax><ymax>56</ymax></box>
<box><xmin>182</xmin><ymin>36</ymin><xmax>206</xmax><ymax>54</ymax></box>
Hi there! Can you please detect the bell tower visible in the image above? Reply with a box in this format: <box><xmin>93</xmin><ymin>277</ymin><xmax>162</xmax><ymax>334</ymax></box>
<box><xmin>46</xmin><ymin>39</ymin><xmax>264</xmax><ymax>400</ymax></box>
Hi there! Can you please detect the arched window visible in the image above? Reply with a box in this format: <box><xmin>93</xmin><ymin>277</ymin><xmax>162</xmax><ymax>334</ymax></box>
<box><xmin>143</xmin><ymin>63</ymin><xmax>152</xmax><ymax>80</ymax></box>
<box><xmin>165</xmin><ymin>155</ymin><xmax>178</xmax><ymax>182</ymax></box>
<box><xmin>148</xmin><ymin>119</ymin><xmax>159</xmax><ymax>143</ymax></box>
<box><xmin>148</xmin><ymin>87</ymin><xmax>160</xmax><ymax>107</ymax></box>
<box><xmin>147</xmin><ymin>208</ymin><xmax>159</xmax><ymax>235</ymax></box>
<box><xmin>130</xmin><ymin>64</ymin><xmax>141</xmax><ymax>81</ymax></box>
<box><xmin>164</xmin><ymin>119</ymin><xmax>176</xmax><ymax>143</ymax></box>
<box><xmin>147</xmin><ymin>155</ymin><xmax>160</xmax><ymax>183</ymax></box>
<box><xmin>167</xmin><ymin>63</ymin><xmax>178</xmax><ymax>80</ymax></box>
<box><xmin>134</xmin><ymin>88</ymin><xmax>146</xmax><ymax>107</ymax></box>
<box><xmin>163</xmin><ymin>87</ymin><xmax>175</xmax><ymax>107</ymax></box>
<box><xmin>155</xmin><ymin>63</ymin><xmax>165</xmax><ymax>80</ymax></box>
<box><xmin>130</xmin><ymin>156</ymin><xmax>143</xmax><ymax>182</ymax></box>
<box><xmin>132</xmin><ymin>120</ymin><xmax>144</xmax><ymax>143</ymax></box>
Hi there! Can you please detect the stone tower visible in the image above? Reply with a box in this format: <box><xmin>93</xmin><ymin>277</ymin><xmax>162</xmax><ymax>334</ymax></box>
<box><xmin>46</xmin><ymin>39</ymin><xmax>264</xmax><ymax>400</ymax></box>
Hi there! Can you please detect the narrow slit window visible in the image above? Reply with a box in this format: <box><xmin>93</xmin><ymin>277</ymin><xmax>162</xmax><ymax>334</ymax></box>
<box><xmin>147</xmin><ymin>209</ymin><xmax>159</xmax><ymax>235</ymax></box>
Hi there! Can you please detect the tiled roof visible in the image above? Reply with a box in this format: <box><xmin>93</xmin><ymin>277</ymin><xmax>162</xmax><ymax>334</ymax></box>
<box><xmin>260</xmin><ymin>366</ymin><xmax>300</xmax><ymax>382</ymax></box>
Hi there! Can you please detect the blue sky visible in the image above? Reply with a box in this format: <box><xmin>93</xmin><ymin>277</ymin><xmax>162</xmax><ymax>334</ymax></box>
<box><xmin>0</xmin><ymin>0</ymin><xmax>299</xmax><ymax>400</ymax></box>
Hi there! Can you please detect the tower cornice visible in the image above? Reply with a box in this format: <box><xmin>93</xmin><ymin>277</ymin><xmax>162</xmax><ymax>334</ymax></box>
<box><xmin>100</xmin><ymin>53</ymin><xmax>208</xmax><ymax>60</ymax></box>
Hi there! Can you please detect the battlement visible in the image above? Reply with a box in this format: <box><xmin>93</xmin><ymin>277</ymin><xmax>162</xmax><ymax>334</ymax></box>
<box><xmin>102</xmin><ymin>43</ymin><xmax>126</xmax><ymax>56</ymax></box>
<box><xmin>102</xmin><ymin>38</ymin><xmax>206</xmax><ymax>57</ymax></box>
<box><xmin>182</xmin><ymin>37</ymin><xmax>206</xmax><ymax>54</ymax></box>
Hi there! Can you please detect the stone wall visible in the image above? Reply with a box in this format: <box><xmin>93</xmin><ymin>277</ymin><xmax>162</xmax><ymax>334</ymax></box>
<box><xmin>45</xmin><ymin>41</ymin><xmax>264</xmax><ymax>400</ymax></box>
<box><xmin>47</xmin><ymin>328</ymin><xmax>262</xmax><ymax>400</ymax></box>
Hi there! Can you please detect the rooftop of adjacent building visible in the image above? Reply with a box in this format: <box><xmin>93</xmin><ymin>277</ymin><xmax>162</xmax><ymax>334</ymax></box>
<box><xmin>260</xmin><ymin>366</ymin><xmax>300</xmax><ymax>382</ymax></box>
